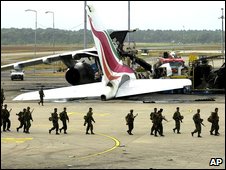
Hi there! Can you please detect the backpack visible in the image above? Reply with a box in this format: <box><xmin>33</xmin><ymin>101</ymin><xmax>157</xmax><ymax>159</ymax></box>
<box><xmin>207</xmin><ymin>116</ymin><xmax>212</xmax><ymax>123</ymax></box>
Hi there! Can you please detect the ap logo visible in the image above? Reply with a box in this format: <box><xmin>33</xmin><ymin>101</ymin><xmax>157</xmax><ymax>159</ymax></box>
<box><xmin>209</xmin><ymin>158</ymin><xmax>223</xmax><ymax>166</ymax></box>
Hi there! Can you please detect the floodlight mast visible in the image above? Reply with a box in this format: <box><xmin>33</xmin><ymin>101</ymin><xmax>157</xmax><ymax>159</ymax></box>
<box><xmin>219</xmin><ymin>8</ymin><xmax>225</xmax><ymax>61</ymax></box>
<box><xmin>45</xmin><ymin>11</ymin><xmax>55</xmax><ymax>54</ymax></box>
<box><xmin>25</xmin><ymin>9</ymin><xmax>37</xmax><ymax>74</ymax></box>
<box><xmin>45</xmin><ymin>10</ymin><xmax>56</xmax><ymax>72</ymax></box>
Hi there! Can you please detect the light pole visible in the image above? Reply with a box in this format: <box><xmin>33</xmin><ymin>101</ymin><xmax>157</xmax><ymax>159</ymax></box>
<box><xmin>182</xmin><ymin>25</ymin><xmax>185</xmax><ymax>54</ymax></box>
<box><xmin>25</xmin><ymin>9</ymin><xmax>37</xmax><ymax>74</ymax></box>
<box><xmin>219</xmin><ymin>8</ymin><xmax>225</xmax><ymax>62</ymax></box>
<box><xmin>128</xmin><ymin>1</ymin><xmax>130</xmax><ymax>45</ymax></box>
<box><xmin>45</xmin><ymin>11</ymin><xmax>55</xmax><ymax>54</ymax></box>
<box><xmin>84</xmin><ymin>1</ymin><xmax>87</xmax><ymax>49</ymax></box>
<box><xmin>45</xmin><ymin>11</ymin><xmax>55</xmax><ymax>72</ymax></box>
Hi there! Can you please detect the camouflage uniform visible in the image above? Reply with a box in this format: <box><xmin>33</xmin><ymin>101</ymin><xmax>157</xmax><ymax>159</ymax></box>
<box><xmin>191</xmin><ymin>109</ymin><xmax>203</xmax><ymax>137</ymax></box>
<box><xmin>49</xmin><ymin>108</ymin><xmax>60</xmax><ymax>135</ymax></box>
<box><xmin>38</xmin><ymin>87</ymin><xmax>44</xmax><ymax>106</ymax></box>
<box><xmin>1</xmin><ymin>88</ymin><xmax>5</xmax><ymax>106</ymax></box>
<box><xmin>125</xmin><ymin>109</ymin><xmax>137</xmax><ymax>135</ymax></box>
<box><xmin>16</xmin><ymin>108</ymin><xmax>27</xmax><ymax>133</ymax></box>
<box><xmin>156</xmin><ymin>109</ymin><xmax>167</xmax><ymax>136</ymax></box>
<box><xmin>2</xmin><ymin>104</ymin><xmax>11</xmax><ymax>132</ymax></box>
<box><xmin>150</xmin><ymin>108</ymin><xmax>158</xmax><ymax>135</ymax></box>
<box><xmin>59</xmin><ymin>107</ymin><xmax>69</xmax><ymax>134</ymax></box>
<box><xmin>24</xmin><ymin>107</ymin><xmax>33</xmax><ymax>133</ymax></box>
<box><xmin>1</xmin><ymin>105</ymin><xmax>2</xmax><ymax>131</ymax></box>
<box><xmin>208</xmin><ymin>108</ymin><xmax>220</xmax><ymax>136</ymax></box>
<box><xmin>173</xmin><ymin>107</ymin><xmax>183</xmax><ymax>134</ymax></box>
<box><xmin>84</xmin><ymin>107</ymin><xmax>95</xmax><ymax>134</ymax></box>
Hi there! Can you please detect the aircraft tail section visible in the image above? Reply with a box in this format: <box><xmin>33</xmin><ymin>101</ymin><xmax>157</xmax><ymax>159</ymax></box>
<box><xmin>86</xmin><ymin>5</ymin><xmax>135</xmax><ymax>84</ymax></box>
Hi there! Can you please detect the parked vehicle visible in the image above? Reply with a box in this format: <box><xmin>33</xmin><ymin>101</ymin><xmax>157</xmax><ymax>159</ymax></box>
<box><xmin>10</xmin><ymin>70</ymin><xmax>24</xmax><ymax>80</ymax></box>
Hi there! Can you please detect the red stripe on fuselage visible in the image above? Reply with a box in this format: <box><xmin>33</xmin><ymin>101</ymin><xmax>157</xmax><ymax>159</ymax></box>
<box><xmin>88</xmin><ymin>16</ymin><xmax>133</xmax><ymax>75</ymax></box>
<box><xmin>100</xmin><ymin>46</ymin><xmax>120</xmax><ymax>81</ymax></box>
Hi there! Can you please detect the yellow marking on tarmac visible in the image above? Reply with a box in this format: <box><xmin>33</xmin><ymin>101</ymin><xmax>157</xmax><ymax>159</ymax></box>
<box><xmin>189</xmin><ymin>109</ymin><xmax>193</xmax><ymax>113</ymax></box>
<box><xmin>78</xmin><ymin>133</ymin><xmax>120</xmax><ymax>159</ymax></box>
<box><xmin>95</xmin><ymin>113</ymin><xmax>110</xmax><ymax>117</ymax></box>
<box><xmin>68</xmin><ymin>112</ymin><xmax>81</xmax><ymax>115</ymax></box>
<box><xmin>1</xmin><ymin>138</ymin><xmax>33</xmax><ymax>143</ymax></box>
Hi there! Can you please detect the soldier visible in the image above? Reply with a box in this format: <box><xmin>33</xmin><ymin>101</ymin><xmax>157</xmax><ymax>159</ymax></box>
<box><xmin>156</xmin><ymin>108</ymin><xmax>168</xmax><ymax>136</ymax></box>
<box><xmin>49</xmin><ymin>108</ymin><xmax>60</xmax><ymax>135</ymax></box>
<box><xmin>150</xmin><ymin>108</ymin><xmax>158</xmax><ymax>135</ymax></box>
<box><xmin>172</xmin><ymin>107</ymin><xmax>184</xmax><ymax>134</ymax></box>
<box><xmin>24</xmin><ymin>107</ymin><xmax>33</xmax><ymax>133</ymax></box>
<box><xmin>2</xmin><ymin>104</ymin><xmax>11</xmax><ymax>132</ymax></box>
<box><xmin>1</xmin><ymin>88</ymin><xmax>5</xmax><ymax>106</ymax></box>
<box><xmin>125</xmin><ymin>109</ymin><xmax>138</xmax><ymax>135</ymax></box>
<box><xmin>191</xmin><ymin>109</ymin><xmax>204</xmax><ymax>138</ymax></box>
<box><xmin>59</xmin><ymin>107</ymin><xmax>69</xmax><ymax>134</ymax></box>
<box><xmin>38</xmin><ymin>87</ymin><xmax>44</xmax><ymax>106</ymax></box>
<box><xmin>208</xmin><ymin>108</ymin><xmax>220</xmax><ymax>136</ymax></box>
<box><xmin>84</xmin><ymin>107</ymin><xmax>95</xmax><ymax>134</ymax></box>
<box><xmin>16</xmin><ymin>108</ymin><xmax>27</xmax><ymax>133</ymax></box>
<box><xmin>1</xmin><ymin>105</ymin><xmax>3</xmax><ymax>132</ymax></box>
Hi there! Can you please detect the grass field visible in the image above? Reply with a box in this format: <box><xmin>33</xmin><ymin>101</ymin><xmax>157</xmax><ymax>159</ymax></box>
<box><xmin>1</xmin><ymin>43</ymin><xmax>224</xmax><ymax>71</ymax></box>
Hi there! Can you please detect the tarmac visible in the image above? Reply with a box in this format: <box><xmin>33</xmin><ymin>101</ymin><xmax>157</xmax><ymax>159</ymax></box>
<box><xmin>1</xmin><ymin>72</ymin><xmax>225</xmax><ymax>169</ymax></box>
<box><xmin>1</xmin><ymin>97</ymin><xmax>225</xmax><ymax>169</ymax></box>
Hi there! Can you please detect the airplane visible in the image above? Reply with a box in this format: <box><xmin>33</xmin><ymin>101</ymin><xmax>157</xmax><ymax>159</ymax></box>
<box><xmin>1</xmin><ymin>4</ymin><xmax>192</xmax><ymax>101</ymax></box>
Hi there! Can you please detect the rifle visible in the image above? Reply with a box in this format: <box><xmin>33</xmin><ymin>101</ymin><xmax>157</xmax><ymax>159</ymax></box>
<box><xmin>9</xmin><ymin>108</ymin><xmax>12</xmax><ymax>113</ymax></box>
<box><xmin>134</xmin><ymin>113</ymin><xmax>138</xmax><ymax>118</ymax></box>
<box><xmin>31</xmin><ymin>109</ymin><xmax>34</xmax><ymax>113</ymax></box>
<box><xmin>163</xmin><ymin>116</ymin><xmax>168</xmax><ymax>122</ymax></box>
<box><xmin>201</xmin><ymin>122</ymin><xmax>205</xmax><ymax>127</ymax></box>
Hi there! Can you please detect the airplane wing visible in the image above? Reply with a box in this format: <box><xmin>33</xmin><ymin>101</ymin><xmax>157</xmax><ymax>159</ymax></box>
<box><xmin>13</xmin><ymin>82</ymin><xmax>104</xmax><ymax>101</ymax></box>
<box><xmin>116</xmin><ymin>79</ymin><xmax>191</xmax><ymax>98</ymax></box>
<box><xmin>1</xmin><ymin>47</ymin><xmax>97</xmax><ymax>71</ymax></box>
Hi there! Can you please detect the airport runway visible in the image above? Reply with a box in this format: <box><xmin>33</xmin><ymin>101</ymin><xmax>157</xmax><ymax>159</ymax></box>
<box><xmin>1</xmin><ymin>72</ymin><xmax>225</xmax><ymax>169</ymax></box>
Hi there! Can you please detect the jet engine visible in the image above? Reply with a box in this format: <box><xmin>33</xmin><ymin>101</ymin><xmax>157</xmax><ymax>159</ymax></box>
<box><xmin>65</xmin><ymin>62</ymin><xmax>95</xmax><ymax>85</ymax></box>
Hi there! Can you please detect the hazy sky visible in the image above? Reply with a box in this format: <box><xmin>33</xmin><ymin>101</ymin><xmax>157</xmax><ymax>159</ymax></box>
<box><xmin>1</xmin><ymin>1</ymin><xmax>225</xmax><ymax>31</ymax></box>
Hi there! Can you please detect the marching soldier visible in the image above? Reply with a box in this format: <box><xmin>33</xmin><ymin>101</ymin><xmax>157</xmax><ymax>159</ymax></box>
<box><xmin>59</xmin><ymin>107</ymin><xmax>69</xmax><ymax>134</ymax></box>
<box><xmin>38</xmin><ymin>87</ymin><xmax>44</xmax><ymax>106</ymax></box>
<box><xmin>191</xmin><ymin>109</ymin><xmax>204</xmax><ymax>137</ymax></box>
<box><xmin>1</xmin><ymin>105</ymin><xmax>3</xmax><ymax>132</ymax></box>
<box><xmin>16</xmin><ymin>108</ymin><xmax>27</xmax><ymax>133</ymax></box>
<box><xmin>172</xmin><ymin>107</ymin><xmax>184</xmax><ymax>134</ymax></box>
<box><xmin>24</xmin><ymin>107</ymin><xmax>33</xmax><ymax>133</ymax></box>
<box><xmin>84</xmin><ymin>107</ymin><xmax>95</xmax><ymax>135</ymax></box>
<box><xmin>49</xmin><ymin>108</ymin><xmax>60</xmax><ymax>135</ymax></box>
<box><xmin>208</xmin><ymin>108</ymin><xmax>220</xmax><ymax>136</ymax></box>
<box><xmin>2</xmin><ymin>104</ymin><xmax>11</xmax><ymax>132</ymax></box>
<box><xmin>156</xmin><ymin>108</ymin><xmax>168</xmax><ymax>136</ymax></box>
<box><xmin>125</xmin><ymin>109</ymin><xmax>138</xmax><ymax>135</ymax></box>
<box><xmin>150</xmin><ymin>108</ymin><xmax>158</xmax><ymax>135</ymax></box>
<box><xmin>1</xmin><ymin>88</ymin><xmax>5</xmax><ymax>106</ymax></box>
